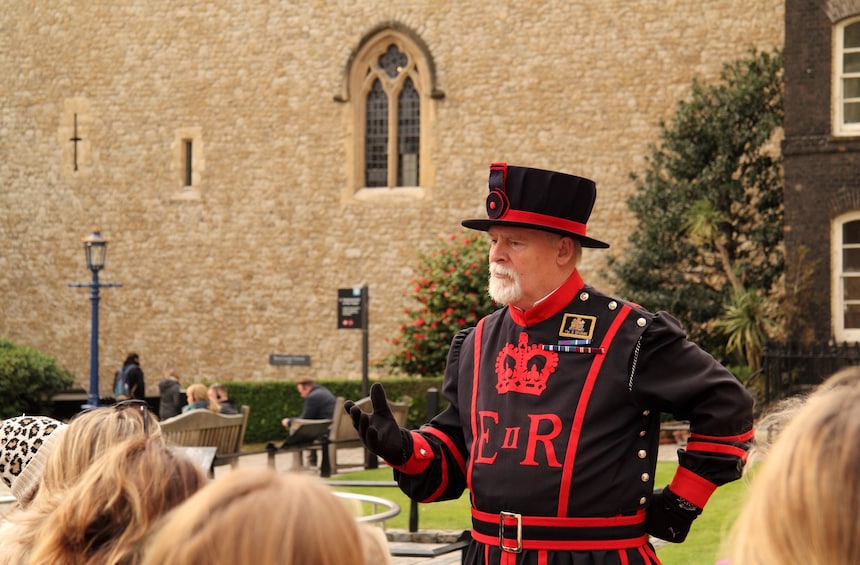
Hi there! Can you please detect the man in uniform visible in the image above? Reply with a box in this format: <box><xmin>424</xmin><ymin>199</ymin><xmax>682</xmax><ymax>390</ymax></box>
<box><xmin>346</xmin><ymin>163</ymin><xmax>754</xmax><ymax>564</ymax></box>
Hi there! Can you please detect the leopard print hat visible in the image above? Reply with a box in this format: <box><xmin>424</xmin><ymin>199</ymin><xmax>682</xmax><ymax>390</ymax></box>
<box><xmin>0</xmin><ymin>415</ymin><xmax>68</xmax><ymax>506</ymax></box>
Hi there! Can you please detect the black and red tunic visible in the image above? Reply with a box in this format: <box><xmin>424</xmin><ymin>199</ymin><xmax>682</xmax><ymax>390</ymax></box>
<box><xmin>392</xmin><ymin>271</ymin><xmax>754</xmax><ymax>565</ymax></box>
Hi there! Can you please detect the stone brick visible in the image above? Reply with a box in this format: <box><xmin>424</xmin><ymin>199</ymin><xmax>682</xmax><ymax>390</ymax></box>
<box><xmin>0</xmin><ymin>1</ymin><xmax>783</xmax><ymax>394</ymax></box>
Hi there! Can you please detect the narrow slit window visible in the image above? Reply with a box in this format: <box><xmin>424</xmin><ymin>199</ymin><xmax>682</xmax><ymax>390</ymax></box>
<box><xmin>184</xmin><ymin>139</ymin><xmax>193</xmax><ymax>186</ymax></box>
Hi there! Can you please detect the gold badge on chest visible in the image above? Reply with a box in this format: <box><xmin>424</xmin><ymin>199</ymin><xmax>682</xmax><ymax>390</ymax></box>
<box><xmin>559</xmin><ymin>313</ymin><xmax>597</xmax><ymax>340</ymax></box>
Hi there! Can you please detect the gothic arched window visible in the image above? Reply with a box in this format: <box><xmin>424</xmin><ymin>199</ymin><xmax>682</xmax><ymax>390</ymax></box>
<box><xmin>346</xmin><ymin>27</ymin><xmax>438</xmax><ymax>191</ymax></box>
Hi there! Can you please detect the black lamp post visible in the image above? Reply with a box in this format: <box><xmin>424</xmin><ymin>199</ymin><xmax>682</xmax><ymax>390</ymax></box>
<box><xmin>69</xmin><ymin>230</ymin><xmax>122</xmax><ymax>409</ymax></box>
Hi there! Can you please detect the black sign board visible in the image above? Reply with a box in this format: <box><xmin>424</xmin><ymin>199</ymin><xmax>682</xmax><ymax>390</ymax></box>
<box><xmin>338</xmin><ymin>287</ymin><xmax>367</xmax><ymax>329</ymax></box>
<box><xmin>269</xmin><ymin>354</ymin><xmax>311</xmax><ymax>366</ymax></box>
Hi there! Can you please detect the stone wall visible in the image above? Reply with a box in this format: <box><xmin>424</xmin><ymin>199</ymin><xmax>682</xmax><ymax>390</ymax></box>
<box><xmin>0</xmin><ymin>1</ymin><xmax>784</xmax><ymax>395</ymax></box>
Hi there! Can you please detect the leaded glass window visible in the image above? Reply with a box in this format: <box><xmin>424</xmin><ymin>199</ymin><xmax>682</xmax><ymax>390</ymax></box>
<box><xmin>398</xmin><ymin>78</ymin><xmax>420</xmax><ymax>186</ymax></box>
<box><xmin>361</xmin><ymin>43</ymin><xmax>422</xmax><ymax>187</ymax></box>
<box><xmin>365</xmin><ymin>79</ymin><xmax>388</xmax><ymax>187</ymax></box>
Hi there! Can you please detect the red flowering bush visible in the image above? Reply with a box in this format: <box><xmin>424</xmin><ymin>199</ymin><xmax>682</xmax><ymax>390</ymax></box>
<box><xmin>381</xmin><ymin>234</ymin><xmax>496</xmax><ymax>376</ymax></box>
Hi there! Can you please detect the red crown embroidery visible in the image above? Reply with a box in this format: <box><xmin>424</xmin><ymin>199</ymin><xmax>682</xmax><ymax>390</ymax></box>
<box><xmin>495</xmin><ymin>332</ymin><xmax>559</xmax><ymax>396</ymax></box>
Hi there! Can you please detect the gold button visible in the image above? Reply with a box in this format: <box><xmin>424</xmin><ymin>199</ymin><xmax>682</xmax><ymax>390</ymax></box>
<box><xmin>641</xmin><ymin>473</ymin><xmax>650</xmax><ymax>482</ymax></box>
<box><xmin>639</xmin><ymin>496</ymin><xmax>647</xmax><ymax>505</ymax></box>
<box><xmin>608</xmin><ymin>301</ymin><xmax>617</xmax><ymax>310</ymax></box>
<box><xmin>637</xmin><ymin>317</ymin><xmax>647</xmax><ymax>327</ymax></box>
<box><xmin>637</xmin><ymin>450</ymin><xmax>647</xmax><ymax>459</ymax></box>
<box><xmin>639</xmin><ymin>430</ymin><xmax>646</xmax><ymax>437</ymax></box>
<box><xmin>580</xmin><ymin>292</ymin><xmax>590</xmax><ymax>301</ymax></box>
<box><xmin>419</xmin><ymin>448</ymin><xmax>427</xmax><ymax>456</ymax></box>
<box><xmin>642</xmin><ymin>410</ymin><xmax>650</xmax><ymax>416</ymax></box>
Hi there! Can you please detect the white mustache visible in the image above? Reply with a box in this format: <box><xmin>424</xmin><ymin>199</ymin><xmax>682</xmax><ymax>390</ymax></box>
<box><xmin>489</xmin><ymin>264</ymin><xmax>519</xmax><ymax>281</ymax></box>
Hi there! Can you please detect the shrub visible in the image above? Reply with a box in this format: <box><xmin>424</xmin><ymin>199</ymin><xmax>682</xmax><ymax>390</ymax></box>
<box><xmin>380</xmin><ymin>234</ymin><xmax>496</xmax><ymax>376</ymax></box>
<box><xmin>0</xmin><ymin>338</ymin><xmax>75</xmax><ymax>419</ymax></box>
<box><xmin>221</xmin><ymin>377</ymin><xmax>445</xmax><ymax>444</ymax></box>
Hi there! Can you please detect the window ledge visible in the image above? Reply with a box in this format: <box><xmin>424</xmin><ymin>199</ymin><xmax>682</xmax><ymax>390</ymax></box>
<box><xmin>352</xmin><ymin>186</ymin><xmax>428</xmax><ymax>201</ymax></box>
<box><xmin>170</xmin><ymin>187</ymin><xmax>202</xmax><ymax>202</ymax></box>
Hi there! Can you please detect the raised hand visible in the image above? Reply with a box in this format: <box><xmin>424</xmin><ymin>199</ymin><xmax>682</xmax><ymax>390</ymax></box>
<box><xmin>344</xmin><ymin>383</ymin><xmax>408</xmax><ymax>465</ymax></box>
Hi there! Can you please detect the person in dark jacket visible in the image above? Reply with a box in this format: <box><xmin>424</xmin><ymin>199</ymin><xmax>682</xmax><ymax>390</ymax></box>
<box><xmin>281</xmin><ymin>378</ymin><xmax>336</xmax><ymax>466</ymax></box>
<box><xmin>208</xmin><ymin>383</ymin><xmax>239</xmax><ymax>415</ymax></box>
<box><xmin>345</xmin><ymin>163</ymin><xmax>754</xmax><ymax>565</ymax></box>
<box><xmin>158</xmin><ymin>370</ymin><xmax>184</xmax><ymax>420</ymax></box>
<box><xmin>281</xmin><ymin>378</ymin><xmax>337</xmax><ymax>426</ymax></box>
<box><xmin>121</xmin><ymin>352</ymin><xmax>146</xmax><ymax>401</ymax></box>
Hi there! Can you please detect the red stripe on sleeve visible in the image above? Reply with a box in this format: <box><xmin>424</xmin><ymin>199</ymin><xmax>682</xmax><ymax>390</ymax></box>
<box><xmin>684</xmin><ymin>440</ymin><xmax>748</xmax><ymax>459</ymax></box>
<box><xmin>423</xmin><ymin>425</ymin><xmax>468</xmax><ymax>477</ymax></box>
<box><xmin>689</xmin><ymin>428</ymin><xmax>754</xmax><ymax>442</ymax></box>
<box><xmin>393</xmin><ymin>432</ymin><xmax>433</xmax><ymax>475</ymax></box>
<box><xmin>668</xmin><ymin>466</ymin><xmax>717</xmax><ymax>509</ymax></box>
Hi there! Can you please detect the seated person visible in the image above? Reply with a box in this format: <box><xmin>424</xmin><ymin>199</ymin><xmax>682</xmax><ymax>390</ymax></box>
<box><xmin>138</xmin><ymin>468</ymin><xmax>388</xmax><ymax>564</ymax></box>
<box><xmin>207</xmin><ymin>383</ymin><xmax>238</xmax><ymax>415</ymax></box>
<box><xmin>28</xmin><ymin>436</ymin><xmax>206</xmax><ymax>564</ymax></box>
<box><xmin>183</xmin><ymin>383</ymin><xmax>216</xmax><ymax>413</ymax></box>
<box><xmin>280</xmin><ymin>378</ymin><xmax>336</xmax><ymax>465</ymax></box>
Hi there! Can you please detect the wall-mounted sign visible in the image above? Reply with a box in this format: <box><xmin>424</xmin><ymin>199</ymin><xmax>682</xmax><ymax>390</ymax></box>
<box><xmin>268</xmin><ymin>354</ymin><xmax>311</xmax><ymax>366</ymax></box>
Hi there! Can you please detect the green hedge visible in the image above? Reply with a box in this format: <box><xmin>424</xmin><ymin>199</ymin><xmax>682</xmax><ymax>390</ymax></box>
<box><xmin>0</xmin><ymin>338</ymin><xmax>75</xmax><ymax>419</ymax></box>
<box><xmin>220</xmin><ymin>377</ymin><xmax>446</xmax><ymax>444</ymax></box>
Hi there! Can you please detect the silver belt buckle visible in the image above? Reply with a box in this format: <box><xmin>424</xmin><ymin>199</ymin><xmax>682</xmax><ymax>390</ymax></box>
<box><xmin>499</xmin><ymin>511</ymin><xmax>522</xmax><ymax>553</ymax></box>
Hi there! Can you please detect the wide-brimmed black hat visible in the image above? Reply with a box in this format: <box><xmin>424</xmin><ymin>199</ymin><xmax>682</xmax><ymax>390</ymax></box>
<box><xmin>461</xmin><ymin>162</ymin><xmax>610</xmax><ymax>248</ymax></box>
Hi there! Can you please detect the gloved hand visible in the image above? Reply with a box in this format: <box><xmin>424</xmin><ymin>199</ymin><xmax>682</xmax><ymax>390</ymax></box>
<box><xmin>344</xmin><ymin>383</ymin><xmax>411</xmax><ymax>465</ymax></box>
<box><xmin>644</xmin><ymin>485</ymin><xmax>702</xmax><ymax>543</ymax></box>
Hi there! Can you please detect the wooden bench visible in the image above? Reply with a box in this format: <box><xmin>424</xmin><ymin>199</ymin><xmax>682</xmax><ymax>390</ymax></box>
<box><xmin>660</xmin><ymin>420</ymin><xmax>690</xmax><ymax>446</ymax></box>
<box><xmin>267</xmin><ymin>418</ymin><xmax>333</xmax><ymax>471</ymax></box>
<box><xmin>160</xmin><ymin>405</ymin><xmax>250</xmax><ymax>477</ymax></box>
<box><xmin>326</xmin><ymin>394</ymin><xmax>410</xmax><ymax>475</ymax></box>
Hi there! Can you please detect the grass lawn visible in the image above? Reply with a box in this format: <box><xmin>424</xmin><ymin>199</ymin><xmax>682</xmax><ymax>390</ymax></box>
<box><xmin>329</xmin><ymin>461</ymin><xmax>748</xmax><ymax>565</ymax></box>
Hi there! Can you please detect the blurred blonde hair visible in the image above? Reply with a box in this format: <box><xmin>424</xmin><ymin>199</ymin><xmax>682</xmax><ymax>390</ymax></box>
<box><xmin>28</xmin><ymin>436</ymin><xmax>205</xmax><ymax>565</ymax></box>
<box><xmin>44</xmin><ymin>404</ymin><xmax>162</xmax><ymax>491</ymax></box>
<box><xmin>725</xmin><ymin>367</ymin><xmax>860</xmax><ymax>565</ymax></box>
<box><xmin>185</xmin><ymin>383</ymin><xmax>218</xmax><ymax>411</ymax></box>
<box><xmin>360</xmin><ymin>524</ymin><xmax>393</xmax><ymax>565</ymax></box>
<box><xmin>0</xmin><ymin>405</ymin><xmax>162</xmax><ymax>565</ymax></box>
<box><xmin>141</xmin><ymin>468</ymin><xmax>368</xmax><ymax>565</ymax></box>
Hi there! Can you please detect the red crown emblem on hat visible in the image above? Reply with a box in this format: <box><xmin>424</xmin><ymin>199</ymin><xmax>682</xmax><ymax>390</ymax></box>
<box><xmin>495</xmin><ymin>333</ymin><xmax>558</xmax><ymax>396</ymax></box>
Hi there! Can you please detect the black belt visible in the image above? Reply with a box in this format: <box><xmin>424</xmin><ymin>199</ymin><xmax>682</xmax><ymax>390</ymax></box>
<box><xmin>471</xmin><ymin>508</ymin><xmax>648</xmax><ymax>553</ymax></box>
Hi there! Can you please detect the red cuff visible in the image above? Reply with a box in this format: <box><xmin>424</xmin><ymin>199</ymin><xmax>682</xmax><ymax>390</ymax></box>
<box><xmin>393</xmin><ymin>431</ymin><xmax>433</xmax><ymax>475</ymax></box>
<box><xmin>668</xmin><ymin>466</ymin><xmax>717</xmax><ymax>509</ymax></box>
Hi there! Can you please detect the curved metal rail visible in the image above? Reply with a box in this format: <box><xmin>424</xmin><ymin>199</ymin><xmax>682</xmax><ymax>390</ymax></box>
<box><xmin>333</xmin><ymin>490</ymin><xmax>401</xmax><ymax>524</ymax></box>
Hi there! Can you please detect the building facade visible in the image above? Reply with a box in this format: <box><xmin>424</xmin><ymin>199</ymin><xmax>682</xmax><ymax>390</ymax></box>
<box><xmin>783</xmin><ymin>0</ymin><xmax>860</xmax><ymax>343</ymax></box>
<box><xmin>0</xmin><ymin>1</ymin><xmax>783</xmax><ymax>394</ymax></box>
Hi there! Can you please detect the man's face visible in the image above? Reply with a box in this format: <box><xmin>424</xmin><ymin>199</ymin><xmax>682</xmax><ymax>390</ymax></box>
<box><xmin>297</xmin><ymin>383</ymin><xmax>310</xmax><ymax>398</ymax></box>
<box><xmin>487</xmin><ymin>226</ymin><xmax>564</xmax><ymax>309</ymax></box>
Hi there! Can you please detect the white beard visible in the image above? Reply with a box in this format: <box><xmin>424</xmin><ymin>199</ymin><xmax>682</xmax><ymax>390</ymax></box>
<box><xmin>488</xmin><ymin>264</ymin><xmax>523</xmax><ymax>305</ymax></box>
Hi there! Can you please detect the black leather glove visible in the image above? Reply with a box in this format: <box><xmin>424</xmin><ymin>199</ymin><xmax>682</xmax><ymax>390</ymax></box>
<box><xmin>645</xmin><ymin>485</ymin><xmax>702</xmax><ymax>543</ymax></box>
<box><xmin>344</xmin><ymin>383</ymin><xmax>411</xmax><ymax>465</ymax></box>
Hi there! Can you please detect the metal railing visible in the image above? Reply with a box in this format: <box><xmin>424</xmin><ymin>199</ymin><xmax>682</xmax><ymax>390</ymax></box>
<box><xmin>761</xmin><ymin>341</ymin><xmax>860</xmax><ymax>404</ymax></box>
<box><xmin>333</xmin><ymin>490</ymin><xmax>401</xmax><ymax>526</ymax></box>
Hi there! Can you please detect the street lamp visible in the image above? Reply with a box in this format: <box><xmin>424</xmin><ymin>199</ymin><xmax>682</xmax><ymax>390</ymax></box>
<box><xmin>69</xmin><ymin>230</ymin><xmax>122</xmax><ymax>409</ymax></box>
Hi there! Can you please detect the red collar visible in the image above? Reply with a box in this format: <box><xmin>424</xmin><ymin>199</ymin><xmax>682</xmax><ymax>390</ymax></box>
<box><xmin>508</xmin><ymin>270</ymin><xmax>584</xmax><ymax>327</ymax></box>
